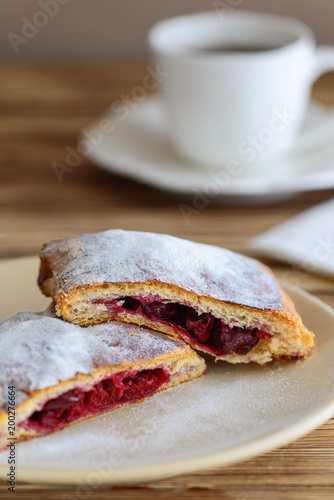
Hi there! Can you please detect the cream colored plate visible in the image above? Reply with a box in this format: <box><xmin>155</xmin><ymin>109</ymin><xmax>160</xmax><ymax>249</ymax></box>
<box><xmin>0</xmin><ymin>256</ymin><xmax>334</xmax><ymax>486</ymax></box>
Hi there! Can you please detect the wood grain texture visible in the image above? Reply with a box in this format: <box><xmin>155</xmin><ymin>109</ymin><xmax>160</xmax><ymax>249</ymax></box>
<box><xmin>0</xmin><ymin>63</ymin><xmax>334</xmax><ymax>500</ymax></box>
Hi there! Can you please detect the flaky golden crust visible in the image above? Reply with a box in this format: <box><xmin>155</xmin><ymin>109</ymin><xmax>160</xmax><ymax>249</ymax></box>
<box><xmin>0</xmin><ymin>345</ymin><xmax>205</xmax><ymax>448</ymax></box>
<box><xmin>0</xmin><ymin>310</ymin><xmax>206</xmax><ymax>449</ymax></box>
<box><xmin>50</xmin><ymin>280</ymin><xmax>313</xmax><ymax>364</ymax></box>
<box><xmin>38</xmin><ymin>230</ymin><xmax>314</xmax><ymax>365</ymax></box>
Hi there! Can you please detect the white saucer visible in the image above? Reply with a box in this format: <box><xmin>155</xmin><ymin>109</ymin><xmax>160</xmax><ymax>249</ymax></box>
<box><xmin>82</xmin><ymin>96</ymin><xmax>334</xmax><ymax>202</ymax></box>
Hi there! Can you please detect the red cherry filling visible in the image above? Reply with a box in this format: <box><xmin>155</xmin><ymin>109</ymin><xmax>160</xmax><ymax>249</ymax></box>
<box><xmin>97</xmin><ymin>297</ymin><xmax>271</xmax><ymax>357</ymax></box>
<box><xmin>185</xmin><ymin>310</ymin><xmax>215</xmax><ymax>343</ymax></box>
<box><xmin>22</xmin><ymin>367</ymin><xmax>169</xmax><ymax>433</ymax></box>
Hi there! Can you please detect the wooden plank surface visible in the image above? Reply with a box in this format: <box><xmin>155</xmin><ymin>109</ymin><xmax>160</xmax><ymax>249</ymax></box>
<box><xmin>1</xmin><ymin>62</ymin><xmax>334</xmax><ymax>499</ymax></box>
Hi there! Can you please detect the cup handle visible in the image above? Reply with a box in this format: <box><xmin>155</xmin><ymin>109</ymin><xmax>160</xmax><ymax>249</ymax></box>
<box><xmin>310</xmin><ymin>45</ymin><xmax>334</xmax><ymax>83</ymax></box>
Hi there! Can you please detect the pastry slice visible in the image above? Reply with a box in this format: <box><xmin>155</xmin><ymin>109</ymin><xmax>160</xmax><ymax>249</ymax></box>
<box><xmin>0</xmin><ymin>308</ymin><xmax>205</xmax><ymax>449</ymax></box>
<box><xmin>38</xmin><ymin>229</ymin><xmax>314</xmax><ymax>365</ymax></box>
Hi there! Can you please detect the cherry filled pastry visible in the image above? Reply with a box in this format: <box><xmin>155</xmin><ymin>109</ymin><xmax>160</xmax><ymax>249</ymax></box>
<box><xmin>0</xmin><ymin>308</ymin><xmax>205</xmax><ymax>448</ymax></box>
<box><xmin>38</xmin><ymin>230</ymin><xmax>314</xmax><ymax>364</ymax></box>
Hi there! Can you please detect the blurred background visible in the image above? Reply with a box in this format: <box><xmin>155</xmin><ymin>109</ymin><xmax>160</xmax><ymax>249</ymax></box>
<box><xmin>2</xmin><ymin>0</ymin><xmax>334</xmax><ymax>60</ymax></box>
<box><xmin>1</xmin><ymin>0</ymin><xmax>334</xmax><ymax>256</ymax></box>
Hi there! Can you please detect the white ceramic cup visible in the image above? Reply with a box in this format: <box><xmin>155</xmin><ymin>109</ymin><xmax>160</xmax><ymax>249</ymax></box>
<box><xmin>148</xmin><ymin>11</ymin><xmax>334</xmax><ymax>168</ymax></box>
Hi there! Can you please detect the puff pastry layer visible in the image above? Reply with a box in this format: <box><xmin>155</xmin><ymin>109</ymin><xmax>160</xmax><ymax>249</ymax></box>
<box><xmin>0</xmin><ymin>308</ymin><xmax>205</xmax><ymax>448</ymax></box>
<box><xmin>38</xmin><ymin>230</ymin><xmax>314</xmax><ymax>364</ymax></box>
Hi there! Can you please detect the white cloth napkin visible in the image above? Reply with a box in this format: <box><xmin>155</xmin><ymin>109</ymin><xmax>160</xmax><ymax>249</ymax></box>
<box><xmin>247</xmin><ymin>197</ymin><xmax>334</xmax><ymax>278</ymax></box>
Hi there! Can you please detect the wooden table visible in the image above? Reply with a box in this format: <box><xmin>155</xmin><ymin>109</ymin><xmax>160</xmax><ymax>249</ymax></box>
<box><xmin>1</xmin><ymin>62</ymin><xmax>334</xmax><ymax>499</ymax></box>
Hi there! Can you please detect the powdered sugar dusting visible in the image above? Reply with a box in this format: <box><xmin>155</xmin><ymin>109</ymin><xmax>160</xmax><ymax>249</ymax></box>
<box><xmin>41</xmin><ymin>230</ymin><xmax>282</xmax><ymax>310</ymax></box>
<box><xmin>0</xmin><ymin>308</ymin><xmax>185</xmax><ymax>409</ymax></box>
